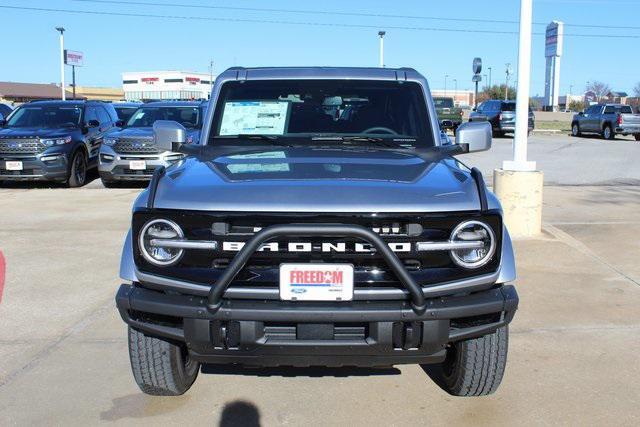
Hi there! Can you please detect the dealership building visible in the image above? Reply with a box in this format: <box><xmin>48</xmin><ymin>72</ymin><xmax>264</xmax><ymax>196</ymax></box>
<box><xmin>122</xmin><ymin>71</ymin><xmax>213</xmax><ymax>102</ymax></box>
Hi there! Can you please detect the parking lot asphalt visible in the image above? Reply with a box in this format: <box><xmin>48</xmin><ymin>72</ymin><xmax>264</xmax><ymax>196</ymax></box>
<box><xmin>0</xmin><ymin>134</ymin><xmax>639</xmax><ymax>425</ymax></box>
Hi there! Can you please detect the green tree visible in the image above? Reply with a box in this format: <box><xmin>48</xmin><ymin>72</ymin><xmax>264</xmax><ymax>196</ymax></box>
<box><xmin>478</xmin><ymin>84</ymin><xmax>516</xmax><ymax>102</ymax></box>
<box><xmin>568</xmin><ymin>99</ymin><xmax>584</xmax><ymax>112</ymax></box>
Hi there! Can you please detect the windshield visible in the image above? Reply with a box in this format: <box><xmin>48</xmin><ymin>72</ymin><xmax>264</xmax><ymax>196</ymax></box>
<box><xmin>126</xmin><ymin>106</ymin><xmax>201</xmax><ymax>128</ymax></box>
<box><xmin>210</xmin><ymin>80</ymin><xmax>433</xmax><ymax>147</ymax></box>
<box><xmin>114</xmin><ymin>106</ymin><xmax>139</xmax><ymax>122</ymax></box>
<box><xmin>433</xmin><ymin>98</ymin><xmax>454</xmax><ymax>108</ymax></box>
<box><xmin>5</xmin><ymin>105</ymin><xmax>82</xmax><ymax>128</ymax></box>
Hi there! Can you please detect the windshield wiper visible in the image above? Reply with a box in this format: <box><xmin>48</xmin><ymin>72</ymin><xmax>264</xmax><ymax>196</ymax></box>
<box><xmin>338</xmin><ymin>136</ymin><xmax>406</xmax><ymax>149</ymax></box>
<box><xmin>219</xmin><ymin>134</ymin><xmax>294</xmax><ymax>147</ymax></box>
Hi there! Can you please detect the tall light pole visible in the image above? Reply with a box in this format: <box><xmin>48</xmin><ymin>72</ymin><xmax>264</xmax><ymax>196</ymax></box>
<box><xmin>505</xmin><ymin>0</ymin><xmax>535</xmax><ymax>172</ymax></box>
<box><xmin>494</xmin><ymin>0</ymin><xmax>541</xmax><ymax>239</ymax></box>
<box><xmin>378</xmin><ymin>31</ymin><xmax>386</xmax><ymax>68</ymax></box>
<box><xmin>483</xmin><ymin>74</ymin><xmax>487</xmax><ymax>90</ymax></box>
<box><xmin>453</xmin><ymin>78</ymin><xmax>457</xmax><ymax>102</ymax></box>
<box><xmin>209</xmin><ymin>59</ymin><xmax>214</xmax><ymax>99</ymax></box>
<box><xmin>488</xmin><ymin>67</ymin><xmax>492</xmax><ymax>88</ymax></box>
<box><xmin>444</xmin><ymin>74</ymin><xmax>449</xmax><ymax>97</ymax></box>
<box><xmin>55</xmin><ymin>27</ymin><xmax>66</xmax><ymax>100</ymax></box>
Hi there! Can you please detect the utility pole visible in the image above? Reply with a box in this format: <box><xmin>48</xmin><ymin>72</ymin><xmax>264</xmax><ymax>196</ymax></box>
<box><xmin>55</xmin><ymin>27</ymin><xmax>66</xmax><ymax>100</ymax></box>
<box><xmin>483</xmin><ymin>74</ymin><xmax>487</xmax><ymax>90</ymax></box>
<box><xmin>378</xmin><ymin>31</ymin><xmax>385</xmax><ymax>68</ymax></box>
<box><xmin>488</xmin><ymin>67</ymin><xmax>492</xmax><ymax>89</ymax></box>
<box><xmin>444</xmin><ymin>74</ymin><xmax>448</xmax><ymax>97</ymax></box>
<box><xmin>505</xmin><ymin>63</ymin><xmax>512</xmax><ymax>100</ymax></box>
<box><xmin>453</xmin><ymin>79</ymin><xmax>457</xmax><ymax>101</ymax></box>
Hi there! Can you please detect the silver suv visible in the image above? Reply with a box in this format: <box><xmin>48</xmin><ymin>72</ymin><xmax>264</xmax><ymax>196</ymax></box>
<box><xmin>98</xmin><ymin>101</ymin><xmax>203</xmax><ymax>186</ymax></box>
<box><xmin>115</xmin><ymin>67</ymin><xmax>518</xmax><ymax>397</ymax></box>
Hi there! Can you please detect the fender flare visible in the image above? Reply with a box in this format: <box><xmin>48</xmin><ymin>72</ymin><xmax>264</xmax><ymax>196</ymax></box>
<box><xmin>496</xmin><ymin>225</ymin><xmax>516</xmax><ymax>283</ymax></box>
<box><xmin>119</xmin><ymin>229</ymin><xmax>136</xmax><ymax>282</ymax></box>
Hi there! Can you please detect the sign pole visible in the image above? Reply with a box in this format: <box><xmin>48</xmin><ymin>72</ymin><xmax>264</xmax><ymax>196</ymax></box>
<box><xmin>72</xmin><ymin>65</ymin><xmax>76</xmax><ymax>100</ymax></box>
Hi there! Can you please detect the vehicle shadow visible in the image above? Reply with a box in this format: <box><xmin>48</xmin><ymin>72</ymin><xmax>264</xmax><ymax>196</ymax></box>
<box><xmin>219</xmin><ymin>400</ymin><xmax>261</xmax><ymax>427</ymax></box>
<box><xmin>0</xmin><ymin>168</ymin><xmax>101</xmax><ymax>189</ymax></box>
<box><xmin>201</xmin><ymin>364</ymin><xmax>401</xmax><ymax>378</ymax></box>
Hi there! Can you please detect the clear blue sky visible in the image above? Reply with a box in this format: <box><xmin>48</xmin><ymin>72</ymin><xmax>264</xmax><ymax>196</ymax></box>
<box><xmin>1</xmin><ymin>0</ymin><xmax>639</xmax><ymax>96</ymax></box>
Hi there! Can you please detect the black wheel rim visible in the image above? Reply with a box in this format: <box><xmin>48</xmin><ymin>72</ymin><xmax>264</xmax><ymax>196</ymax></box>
<box><xmin>74</xmin><ymin>153</ymin><xmax>86</xmax><ymax>184</ymax></box>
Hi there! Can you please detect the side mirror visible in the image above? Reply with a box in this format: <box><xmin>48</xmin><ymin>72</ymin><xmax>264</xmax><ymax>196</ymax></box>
<box><xmin>87</xmin><ymin>119</ymin><xmax>100</xmax><ymax>128</ymax></box>
<box><xmin>455</xmin><ymin>121</ymin><xmax>492</xmax><ymax>153</ymax></box>
<box><xmin>153</xmin><ymin>120</ymin><xmax>187</xmax><ymax>152</ymax></box>
<box><xmin>578</xmin><ymin>111</ymin><xmax>584</xmax><ymax>116</ymax></box>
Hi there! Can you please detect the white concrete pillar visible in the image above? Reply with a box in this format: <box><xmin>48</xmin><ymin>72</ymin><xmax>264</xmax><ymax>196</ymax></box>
<box><xmin>494</xmin><ymin>170</ymin><xmax>543</xmax><ymax>238</ymax></box>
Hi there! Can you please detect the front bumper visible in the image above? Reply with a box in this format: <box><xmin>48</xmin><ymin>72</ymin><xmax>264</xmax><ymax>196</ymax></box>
<box><xmin>98</xmin><ymin>145</ymin><xmax>184</xmax><ymax>181</ymax></box>
<box><xmin>116</xmin><ymin>283</ymin><xmax>518</xmax><ymax>366</ymax></box>
<box><xmin>0</xmin><ymin>154</ymin><xmax>68</xmax><ymax>181</ymax></box>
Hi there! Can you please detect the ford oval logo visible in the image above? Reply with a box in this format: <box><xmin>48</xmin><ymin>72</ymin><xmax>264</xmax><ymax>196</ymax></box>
<box><xmin>291</xmin><ymin>288</ymin><xmax>307</xmax><ymax>294</ymax></box>
<box><xmin>132</xmin><ymin>142</ymin><xmax>144</xmax><ymax>148</ymax></box>
<box><xmin>9</xmin><ymin>142</ymin><xmax>20</xmax><ymax>148</ymax></box>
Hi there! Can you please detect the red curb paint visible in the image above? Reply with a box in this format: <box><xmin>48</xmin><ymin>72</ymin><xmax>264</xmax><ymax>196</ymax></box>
<box><xmin>0</xmin><ymin>251</ymin><xmax>5</xmax><ymax>304</ymax></box>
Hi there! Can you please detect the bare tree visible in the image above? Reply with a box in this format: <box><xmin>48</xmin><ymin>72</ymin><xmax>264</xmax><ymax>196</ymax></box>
<box><xmin>633</xmin><ymin>82</ymin><xmax>640</xmax><ymax>98</ymax></box>
<box><xmin>586</xmin><ymin>81</ymin><xmax>612</xmax><ymax>101</ymax></box>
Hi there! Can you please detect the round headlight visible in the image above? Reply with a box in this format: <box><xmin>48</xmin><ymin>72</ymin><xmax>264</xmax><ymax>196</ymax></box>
<box><xmin>449</xmin><ymin>220</ymin><xmax>496</xmax><ymax>269</ymax></box>
<box><xmin>139</xmin><ymin>219</ymin><xmax>184</xmax><ymax>266</ymax></box>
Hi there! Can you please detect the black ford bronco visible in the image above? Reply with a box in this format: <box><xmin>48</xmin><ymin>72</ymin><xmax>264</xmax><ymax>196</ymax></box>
<box><xmin>116</xmin><ymin>67</ymin><xmax>518</xmax><ymax>397</ymax></box>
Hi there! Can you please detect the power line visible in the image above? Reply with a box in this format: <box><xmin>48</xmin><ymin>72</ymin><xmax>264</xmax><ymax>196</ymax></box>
<box><xmin>2</xmin><ymin>4</ymin><xmax>640</xmax><ymax>39</ymax></box>
<box><xmin>68</xmin><ymin>0</ymin><xmax>640</xmax><ymax>31</ymax></box>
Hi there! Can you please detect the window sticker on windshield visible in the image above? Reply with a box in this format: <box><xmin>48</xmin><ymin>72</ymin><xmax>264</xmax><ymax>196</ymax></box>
<box><xmin>219</xmin><ymin>101</ymin><xmax>290</xmax><ymax>136</ymax></box>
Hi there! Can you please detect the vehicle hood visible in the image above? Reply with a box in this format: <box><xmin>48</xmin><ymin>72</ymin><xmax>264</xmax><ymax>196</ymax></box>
<box><xmin>0</xmin><ymin>127</ymin><xmax>77</xmax><ymax>139</ymax></box>
<box><xmin>151</xmin><ymin>147</ymin><xmax>481</xmax><ymax>213</ymax></box>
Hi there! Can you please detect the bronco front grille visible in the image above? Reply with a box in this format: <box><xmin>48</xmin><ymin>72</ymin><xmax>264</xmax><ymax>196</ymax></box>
<box><xmin>0</xmin><ymin>138</ymin><xmax>46</xmax><ymax>155</ymax></box>
<box><xmin>133</xmin><ymin>211</ymin><xmax>503</xmax><ymax>289</ymax></box>
<box><xmin>113</xmin><ymin>138</ymin><xmax>159</xmax><ymax>154</ymax></box>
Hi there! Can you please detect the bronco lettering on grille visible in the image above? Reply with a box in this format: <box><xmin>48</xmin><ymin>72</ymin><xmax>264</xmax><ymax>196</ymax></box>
<box><xmin>221</xmin><ymin>241</ymin><xmax>411</xmax><ymax>253</ymax></box>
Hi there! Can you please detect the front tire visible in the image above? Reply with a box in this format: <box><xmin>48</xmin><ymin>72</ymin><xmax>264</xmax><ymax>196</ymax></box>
<box><xmin>492</xmin><ymin>130</ymin><xmax>504</xmax><ymax>138</ymax></box>
<box><xmin>434</xmin><ymin>325</ymin><xmax>508</xmax><ymax>397</ymax></box>
<box><xmin>571</xmin><ymin>123</ymin><xmax>581</xmax><ymax>137</ymax></box>
<box><xmin>602</xmin><ymin>124</ymin><xmax>614</xmax><ymax>140</ymax></box>
<box><xmin>128</xmin><ymin>327</ymin><xmax>200</xmax><ymax>396</ymax></box>
<box><xmin>67</xmin><ymin>150</ymin><xmax>87</xmax><ymax>187</ymax></box>
<box><xmin>635</xmin><ymin>134</ymin><xmax>640</xmax><ymax>141</ymax></box>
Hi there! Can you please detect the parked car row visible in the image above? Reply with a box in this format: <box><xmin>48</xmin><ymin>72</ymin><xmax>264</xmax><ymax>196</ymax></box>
<box><xmin>0</xmin><ymin>99</ymin><xmax>205</xmax><ymax>187</ymax></box>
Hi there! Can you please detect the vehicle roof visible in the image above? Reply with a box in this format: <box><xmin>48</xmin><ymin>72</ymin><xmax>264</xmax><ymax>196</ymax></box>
<box><xmin>112</xmin><ymin>102</ymin><xmax>142</xmax><ymax>108</ymax></box>
<box><xmin>218</xmin><ymin>66</ymin><xmax>422</xmax><ymax>81</ymax></box>
<box><xmin>140</xmin><ymin>101</ymin><xmax>203</xmax><ymax>107</ymax></box>
<box><xmin>24</xmin><ymin>100</ymin><xmax>103</xmax><ymax>106</ymax></box>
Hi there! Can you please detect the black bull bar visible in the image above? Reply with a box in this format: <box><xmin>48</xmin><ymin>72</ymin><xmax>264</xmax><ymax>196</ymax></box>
<box><xmin>207</xmin><ymin>224</ymin><xmax>428</xmax><ymax>313</ymax></box>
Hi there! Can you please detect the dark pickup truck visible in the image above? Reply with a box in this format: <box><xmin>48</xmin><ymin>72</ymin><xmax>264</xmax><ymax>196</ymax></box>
<box><xmin>116</xmin><ymin>66</ymin><xmax>518</xmax><ymax>397</ymax></box>
<box><xmin>433</xmin><ymin>97</ymin><xmax>464</xmax><ymax>133</ymax></box>
<box><xmin>469</xmin><ymin>100</ymin><xmax>535</xmax><ymax>137</ymax></box>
